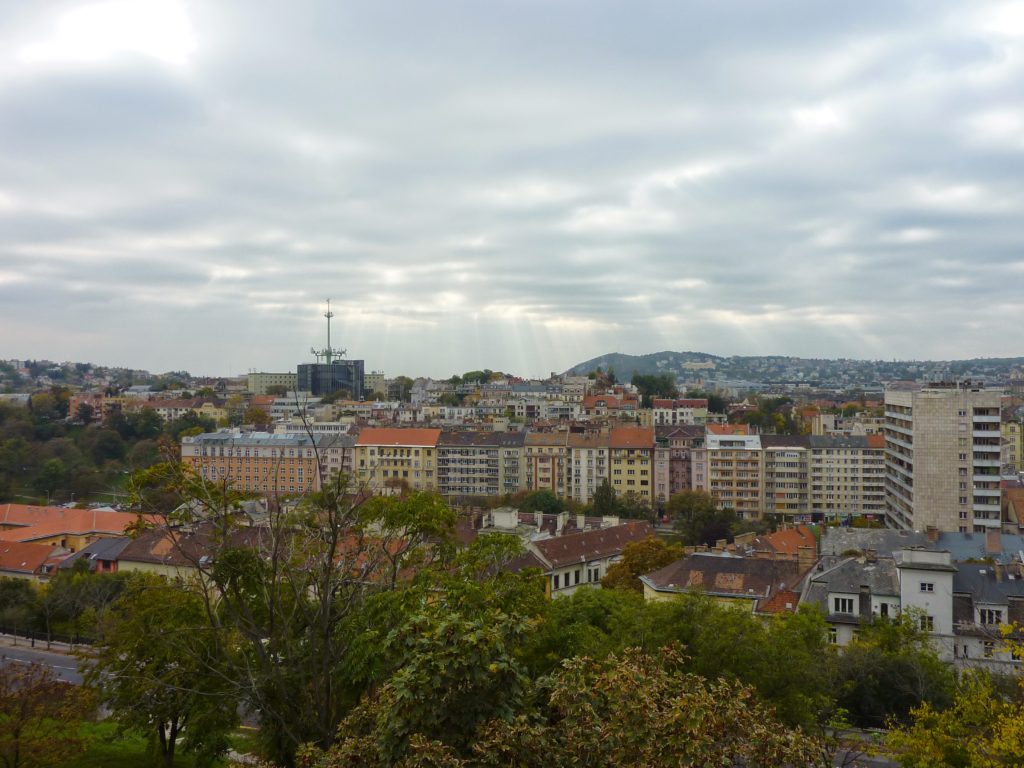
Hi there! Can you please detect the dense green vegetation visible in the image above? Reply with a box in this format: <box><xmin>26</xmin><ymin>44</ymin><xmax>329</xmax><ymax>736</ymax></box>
<box><xmin>0</xmin><ymin>392</ymin><xmax>211</xmax><ymax>505</ymax></box>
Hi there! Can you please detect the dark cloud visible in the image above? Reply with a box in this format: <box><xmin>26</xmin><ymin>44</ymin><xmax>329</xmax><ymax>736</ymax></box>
<box><xmin>1</xmin><ymin>0</ymin><xmax>1022</xmax><ymax>376</ymax></box>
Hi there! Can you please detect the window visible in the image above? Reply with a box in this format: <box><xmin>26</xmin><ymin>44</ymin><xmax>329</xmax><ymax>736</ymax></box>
<box><xmin>983</xmin><ymin>641</ymin><xmax>995</xmax><ymax>658</ymax></box>
<box><xmin>979</xmin><ymin>608</ymin><xmax>1002</xmax><ymax>626</ymax></box>
<box><xmin>920</xmin><ymin>582</ymin><xmax>934</xmax><ymax>592</ymax></box>
<box><xmin>919</xmin><ymin>615</ymin><xmax>934</xmax><ymax>631</ymax></box>
<box><xmin>828</xmin><ymin>627</ymin><xmax>837</xmax><ymax>645</ymax></box>
<box><xmin>833</xmin><ymin>597</ymin><xmax>854</xmax><ymax>614</ymax></box>
<box><xmin>553</xmin><ymin>574</ymin><xmax>560</xmax><ymax>590</ymax></box>
<box><xmin>880</xmin><ymin>603</ymin><xmax>889</xmax><ymax>618</ymax></box>
<box><xmin>575</xmin><ymin>569</ymin><xmax>581</xmax><ymax>585</ymax></box>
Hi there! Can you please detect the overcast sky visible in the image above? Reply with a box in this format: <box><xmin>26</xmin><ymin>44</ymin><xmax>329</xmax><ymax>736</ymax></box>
<box><xmin>2</xmin><ymin>1</ymin><xmax>1023</xmax><ymax>378</ymax></box>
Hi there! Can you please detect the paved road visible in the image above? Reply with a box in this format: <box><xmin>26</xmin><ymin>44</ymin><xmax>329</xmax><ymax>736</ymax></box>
<box><xmin>0</xmin><ymin>644</ymin><xmax>87</xmax><ymax>684</ymax></box>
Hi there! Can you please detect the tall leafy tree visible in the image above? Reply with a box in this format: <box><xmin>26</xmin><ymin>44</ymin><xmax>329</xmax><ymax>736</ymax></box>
<box><xmin>86</xmin><ymin>574</ymin><xmax>238</xmax><ymax>768</ymax></box>
<box><xmin>601</xmin><ymin>536</ymin><xmax>683</xmax><ymax>592</ymax></box>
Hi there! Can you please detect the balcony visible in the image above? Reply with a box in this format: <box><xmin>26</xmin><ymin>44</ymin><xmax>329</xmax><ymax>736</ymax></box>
<box><xmin>972</xmin><ymin>414</ymin><xmax>1001</xmax><ymax>423</ymax></box>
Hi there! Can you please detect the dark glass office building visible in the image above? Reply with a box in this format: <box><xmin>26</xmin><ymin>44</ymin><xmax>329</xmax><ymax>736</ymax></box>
<box><xmin>297</xmin><ymin>359</ymin><xmax>365</xmax><ymax>399</ymax></box>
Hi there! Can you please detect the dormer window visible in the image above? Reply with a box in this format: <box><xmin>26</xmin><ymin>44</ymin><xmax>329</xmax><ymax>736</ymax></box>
<box><xmin>979</xmin><ymin>608</ymin><xmax>1003</xmax><ymax>626</ymax></box>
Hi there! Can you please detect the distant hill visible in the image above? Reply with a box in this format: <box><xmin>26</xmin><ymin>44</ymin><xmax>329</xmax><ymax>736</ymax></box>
<box><xmin>565</xmin><ymin>351</ymin><xmax>722</xmax><ymax>378</ymax></box>
<box><xmin>564</xmin><ymin>351</ymin><xmax>1024</xmax><ymax>388</ymax></box>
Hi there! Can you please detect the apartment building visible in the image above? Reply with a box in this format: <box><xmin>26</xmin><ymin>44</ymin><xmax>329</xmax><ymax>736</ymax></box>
<box><xmin>182</xmin><ymin>431</ymin><xmax>324</xmax><ymax>495</ymax></box>
<box><xmin>524</xmin><ymin>432</ymin><xmax>571</xmax><ymax>497</ymax></box>
<box><xmin>692</xmin><ymin>433</ymin><xmax>763</xmax><ymax>519</ymax></box>
<box><xmin>1003</xmin><ymin>414</ymin><xmax>1023</xmax><ymax>472</ymax></box>
<box><xmin>437</xmin><ymin>431</ymin><xmax>525</xmax><ymax>498</ymax></box>
<box><xmin>651</xmin><ymin>398</ymin><xmax>709</xmax><ymax>426</ymax></box>
<box><xmin>809</xmin><ymin>435</ymin><xmax>886</xmax><ymax>521</ymax></box>
<box><xmin>885</xmin><ymin>383</ymin><xmax>1003</xmax><ymax>532</ymax></box>
<box><xmin>760</xmin><ymin>436</ymin><xmax>811</xmax><ymax>520</ymax></box>
<box><xmin>568</xmin><ymin>433</ymin><xmax>610</xmax><ymax>504</ymax></box>
<box><xmin>247</xmin><ymin>372</ymin><xmax>299</xmax><ymax>395</ymax></box>
<box><xmin>608</xmin><ymin>426</ymin><xmax>655</xmax><ymax>505</ymax></box>
<box><xmin>354</xmin><ymin>428</ymin><xmax>441</xmax><ymax>494</ymax></box>
<box><xmin>656</xmin><ymin>425</ymin><xmax>704</xmax><ymax>498</ymax></box>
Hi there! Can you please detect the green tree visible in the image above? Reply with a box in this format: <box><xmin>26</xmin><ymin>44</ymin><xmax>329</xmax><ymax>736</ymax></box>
<box><xmin>0</xmin><ymin>578</ymin><xmax>38</xmax><ymax>632</ymax></box>
<box><xmin>601</xmin><ymin>536</ymin><xmax>683</xmax><ymax>592</ymax></box>
<box><xmin>888</xmin><ymin>630</ymin><xmax>1024</xmax><ymax>767</ymax></box>
<box><xmin>686</xmin><ymin>388</ymin><xmax>728</xmax><ymax>414</ymax></box>
<box><xmin>591</xmin><ymin>478</ymin><xmax>617</xmax><ymax>516</ymax></box>
<box><xmin>87</xmin><ymin>575</ymin><xmax>238</xmax><ymax>768</ymax></box>
<box><xmin>393</xmin><ymin>375</ymin><xmax>414</xmax><ymax>402</ymax></box>
<box><xmin>631</xmin><ymin>372</ymin><xmax>679</xmax><ymax>408</ymax></box>
<box><xmin>518</xmin><ymin>489</ymin><xmax>566</xmax><ymax>514</ymax></box>
<box><xmin>310</xmin><ymin>647</ymin><xmax>821</xmax><ymax>768</ymax></box>
<box><xmin>130</xmin><ymin>463</ymin><xmax>459</xmax><ymax>767</ymax></box>
<box><xmin>74</xmin><ymin>402</ymin><xmax>95</xmax><ymax>424</ymax></box>
<box><xmin>667</xmin><ymin>489</ymin><xmax>735</xmax><ymax>546</ymax></box>
<box><xmin>832</xmin><ymin>614</ymin><xmax>955</xmax><ymax>729</ymax></box>
<box><xmin>243</xmin><ymin>404</ymin><xmax>271</xmax><ymax>429</ymax></box>
<box><xmin>615</xmin><ymin>491</ymin><xmax>651</xmax><ymax>520</ymax></box>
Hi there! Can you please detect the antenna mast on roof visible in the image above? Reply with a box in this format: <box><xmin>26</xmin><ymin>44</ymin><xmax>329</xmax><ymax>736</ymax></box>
<box><xmin>310</xmin><ymin>298</ymin><xmax>346</xmax><ymax>365</ymax></box>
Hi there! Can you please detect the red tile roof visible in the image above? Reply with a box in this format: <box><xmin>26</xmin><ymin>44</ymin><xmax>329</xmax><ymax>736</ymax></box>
<box><xmin>758</xmin><ymin>589</ymin><xmax>801</xmax><ymax>614</ymax></box>
<box><xmin>0</xmin><ymin>505</ymin><xmax>149</xmax><ymax>543</ymax></box>
<box><xmin>707</xmin><ymin>424</ymin><xmax>750</xmax><ymax>435</ymax></box>
<box><xmin>608</xmin><ymin>426</ymin><xmax>654</xmax><ymax>449</ymax></box>
<box><xmin>753</xmin><ymin>525</ymin><xmax>816</xmax><ymax>558</ymax></box>
<box><xmin>0</xmin><ymin>541</ymin><xmax>55</xmax><ymax>575</ymax></box>
<box><xmin>355</xmin><ymin>428</ymin><xmax>442</xmax><ymax>447</ymax></box>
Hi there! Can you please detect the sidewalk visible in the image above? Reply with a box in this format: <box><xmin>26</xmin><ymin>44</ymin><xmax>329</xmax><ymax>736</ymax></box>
<box><xmin>0</xmin><ymin>632</ymin><xmax>94</xmax><ymax>656</ymax></box>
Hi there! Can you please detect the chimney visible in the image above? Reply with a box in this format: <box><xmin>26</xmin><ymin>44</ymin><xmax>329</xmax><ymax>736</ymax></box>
<box><xmin>798</xmin><ymin>545</ymin><xmax>816</xmax><ymax>572</ymax></box>
<box><xmin>859</xmin><ymin>585</ymin><xmax>872</xmax><ymax>618</ymax></box>
<box><xmin>576</xmin><ymin>514</ymin><xmax>586</xmax><ymax>530</ymax></box>
<box><xmin>865</xmin><ymin>548</ymin><xmax>877</xmax><ymax>563</ymax></box>
<box><xmin>995</xmin><ymin>562</ymin><xmax>1004</xmax><ymax>582</ymax></box>
<box><xmin>926</xmin><ymin>526</ymin><xmax>939</xmax><ymax>544</ymax></box>
<box><xmin>715</xmin><ymin>538</ymin><xmax>728</xmax><ymax>551</ymax></box>
<box><xmin>986</xmin><ymin>529</ymin><xmax>1002</xmax><ymax>555</ymax></box>
<box><xmin>556</xmin><ymin>511</ymin><xmax>568</xmax><ymax>534</ymax></box>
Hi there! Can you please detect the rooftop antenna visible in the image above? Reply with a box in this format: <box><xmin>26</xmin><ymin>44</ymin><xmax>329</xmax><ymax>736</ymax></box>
<box><xmin>310</xmin><ymin>298</ymin><xmax>346</xmax><ymax>365</ymax></box>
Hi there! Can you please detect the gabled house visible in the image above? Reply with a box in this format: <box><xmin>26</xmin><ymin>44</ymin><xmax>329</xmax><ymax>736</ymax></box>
<box><xmin>509</xmin><ymin>520</ymin><xmax>654</xmax><ymax>597</ymax></box>
<box><xmin>0</xmin><ymin>541</ymin><xmax>64</xmax><ymax>582</ymax></box>
<box><xmin>640</xmin><ymin>552</ymin><xmax>804</xmax><ymax>614</ymax></box>
<box><xmin>951</xmin><ymin>561</ymin><xmax>1024</xmax><ymax>668</ymax></box>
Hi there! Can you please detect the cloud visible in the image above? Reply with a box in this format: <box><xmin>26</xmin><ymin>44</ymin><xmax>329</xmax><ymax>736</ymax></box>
<box><xmin>0</xmin><ymin>0</ymin><xmax>1021</xmax><ymax>376</ymax></box>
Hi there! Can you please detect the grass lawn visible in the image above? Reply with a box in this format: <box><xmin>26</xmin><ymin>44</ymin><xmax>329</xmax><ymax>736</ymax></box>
<box><xmin>68</xmin><ymin>721</ymin><xmax>261</xmax><ymax>768</ymax></box>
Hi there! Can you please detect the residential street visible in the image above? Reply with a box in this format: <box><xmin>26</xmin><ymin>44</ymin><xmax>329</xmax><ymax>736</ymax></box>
<box><xmin>0</xmin><ymin>635</ymin><xmax>87</xmax><ymax>684</ymax></box>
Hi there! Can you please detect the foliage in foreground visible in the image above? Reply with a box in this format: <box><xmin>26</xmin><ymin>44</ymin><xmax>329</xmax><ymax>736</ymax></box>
<box><xmin>888</xmin><ymin>629</ymin><xmax>1024</xmax><ymax>767</ymax></box>
<box><xmin>302</xmin><ymin>647</ymin><xmax>821</xmax><ymax>768</ymax></box>
<box><xmin>0</xmin><ymin>660</ymin><xmax>96</xmax><ymax>768</ymax></box>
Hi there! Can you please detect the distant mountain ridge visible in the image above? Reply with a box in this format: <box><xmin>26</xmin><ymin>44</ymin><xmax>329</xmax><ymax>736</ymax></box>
<box><xmin>564</xmin><ymin>351</ymin><xmax>1024</xmax><ymax>387</ymax></box>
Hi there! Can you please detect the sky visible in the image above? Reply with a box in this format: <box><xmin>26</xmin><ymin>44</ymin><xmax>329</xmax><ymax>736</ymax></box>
<box><xmin>1</xmin><ymin>1</ymin><xmax>1023</xmax><ymax>379</ymax></box>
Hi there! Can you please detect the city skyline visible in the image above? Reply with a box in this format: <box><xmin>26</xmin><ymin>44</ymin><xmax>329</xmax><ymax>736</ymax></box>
<box><xmin>2</xmin><ymin>1</ymin><xmax>1023</xmax><ymax>377</ymax></box>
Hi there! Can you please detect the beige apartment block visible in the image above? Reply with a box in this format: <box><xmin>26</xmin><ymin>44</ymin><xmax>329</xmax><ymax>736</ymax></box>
<box><xmin>525</xmin><ymin>432</ymin><xmax>572</xmax><ymax>497</ymax></box>
<box><xmin>247</xmin><ymin>372</ymin><xmax>299</xmax><ymax>395</ymax></box>
<box><xmin>809</xmin><ymin>435</ymin><xmax>886</xmax><ymax>521</ymax></box>
<box><xmin>437</xmin><ymin>431</ymin><xmax>525</xmax><ymax>498</ymax></box>
<box><xmin>1002</xmin><ymin>417</ymin><xmax>1023</xmax><ymax>473</ymax></box>
<box><xmin>884</xmin><ymin>383</ymin><xmax>1002</xmax><ymax>532</ymax></box>
<box><xmin>692</xmin><ymin>433</ymin><xmax>763</xmax><ymax>519</ymax></box>
<box><xmin>760</xmin><ymin>436</ymin><xmax>810</xmax><ymax>520</ymax></box>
